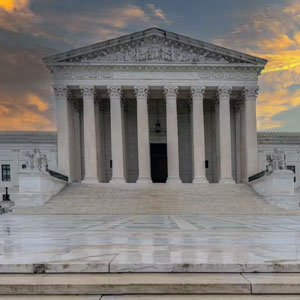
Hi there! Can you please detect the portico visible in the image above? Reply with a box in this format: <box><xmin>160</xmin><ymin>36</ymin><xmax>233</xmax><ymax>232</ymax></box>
<box><xmin>45</xmin><ymin>28</ymin><xmax>267</xmax><ymax>184</ymax></box>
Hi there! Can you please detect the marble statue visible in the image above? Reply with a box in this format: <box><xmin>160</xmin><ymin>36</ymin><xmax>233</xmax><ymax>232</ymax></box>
<box><xmin>25</xmin><ymin>148</ymin><xmax>48</xmax><ymax>172</ymax></box>
<box><xmin>267</xmin><ymin>148</ymin><xmax>287</xmax><ymax>171</ymax></box>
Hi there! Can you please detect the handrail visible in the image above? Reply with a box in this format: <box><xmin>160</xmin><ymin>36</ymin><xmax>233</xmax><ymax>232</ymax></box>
<box><xmin>248</xmin><ymin>170</ymin><xmax>266</xmax><ymax>182</ymax></box>
<box><xmin>47</xmin><ymin>169</ymin><xmax>69</xmax><ymax>182</ymax></box>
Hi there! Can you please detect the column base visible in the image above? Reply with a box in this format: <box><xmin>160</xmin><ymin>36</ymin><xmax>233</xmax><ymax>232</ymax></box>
<box><xmin>166</xmin><ymin>177</ymin><xmax>182</xmax><ymax>184</ymax></box>
<box><xmin>82</xmin><ymin>177</ymin><xmax>99</xmax><ymax>184</ymax></box>
<box><xmin>218</xmin><ymin>177</ymin><xmax>235</xmax><ymax>184</ymax></box>
<box><xmin>136</xmin><ymin>177</ymin><xmax>153</xmax><ymax>184</ymax></box>
<box><xmin>193</xmin><ymin>177</ymin><xmax>209</xmax><ymax>184</ymax></box>
<box><xmin>109</xmin><ymin>177</ymin><xmax>126</xmax><ymax>184</ymax></box>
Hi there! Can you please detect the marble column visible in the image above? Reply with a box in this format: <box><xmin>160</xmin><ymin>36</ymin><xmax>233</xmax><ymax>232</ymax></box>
<box><xmin>191</xmin><ymin>86</ymin><xmax>208</xmax><ymax>183</ymax></box>
<box><xmin>81</xmin><ymin>86</ymin><xmax>99</xmax><ymax>183</ymax></box>
<box><xmin>164</xmin><ymin>86</ymin><xmax>182</xmax><ymax>184</ymax></box>
<box><xmin>217</xmin><ymin>86</ymin><xmax>235</xmax><ymax>183</ymax></box>
<box><xmin>242</xmin><ymin>86</ymin><xmax>259</xmax><ymax>182</ymax></box>
<box><xmin>134</xmin><ymin>86</ymin><xmax>152</xmax><ymax>183</ymax></box>
<box><xmin>108</xmin><ymin>85</ymin><xmax>126</xmax><ymax>183</ymax></box>
<box><xmin>53</xmin><ymin>85</ymin><xmax>71</xmax><ymax>179</ymax></box>
<box><xmin>234</xmin><ymin>100</ymin><xmax>242</xmax><ymax>183</ymax></box>
<box><xmin>72</xmin><ymin>98</ymin><xmax>82</xmax><ymax>182</ymax></box>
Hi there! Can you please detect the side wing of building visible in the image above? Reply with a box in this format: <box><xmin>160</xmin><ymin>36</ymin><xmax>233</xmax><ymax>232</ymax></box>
<box><xmin>0</xmin><ymin>132</ymin><xmax>57</xmax><ymax>188</ymax></box>
<box><xmin>258</xmin><ymin>132</ymin><xmax>300</xmax><ymax>189</ymax></box>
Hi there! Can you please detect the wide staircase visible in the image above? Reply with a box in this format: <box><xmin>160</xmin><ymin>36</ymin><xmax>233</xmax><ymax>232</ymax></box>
<box><xmin>7</xmin><ymin>183</ymin><xmax>300</xmax><ymax>297</ymax></box>
<box><xmin>13</xmin><ymin>182</ymin><xmax>297</xmax><ymax>215</ymax></box>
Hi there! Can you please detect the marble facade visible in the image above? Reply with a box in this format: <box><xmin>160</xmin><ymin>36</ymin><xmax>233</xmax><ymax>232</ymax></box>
<box><xmin>43</xmin><ymin>28</ymin><xmax>266</xmax><ymax>184</ymax></box>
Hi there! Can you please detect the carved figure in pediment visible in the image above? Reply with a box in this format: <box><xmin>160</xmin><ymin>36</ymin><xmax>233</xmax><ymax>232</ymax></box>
<box><xmin>125</xmin><ymin>46</ymin><xmax>136</xmax><ymax>61</ymax></box>
<box><xmin>116</xmin><ymin>47</ymin><xmax>125</xmax><ymax>61</ymax></box>
<box><xmin>150</xmin><ymin>45</ymin><xmax>161</xmax><ymax>61</ymax></box>
<box><xmin>137</xmin><ymin>41</ymin><xmax>148</xmax><ymax>61</ymax></box>
<box><xmin>174</xmin><ymin>45</ymin><xmax>183</xmax><ymax>62</ymax></box>
<box><xmin>109</xmin><ymin>51</ymin><xmax>118</xmax><ymax>61</ymax></box>
<box><xmin>161</xmin><ymin>41</ymin><xmax>172</xmax><ymax>61</ymax></box>
<box><xmin>187</xmin><ymin>48</ymin><xmax>198</xmax><ymax>62</ymax></box>
<box><xmin>77</xmin><ymin>37</ymin><xmax>232</xmax><ymax>63</ymax></box>
<box><xmin>100</xmin><ymin>50</ymin><xmax>110</xmax><ymax>61</ymax></box>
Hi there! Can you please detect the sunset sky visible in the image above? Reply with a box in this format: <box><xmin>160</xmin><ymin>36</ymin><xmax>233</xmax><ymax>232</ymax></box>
<box><xmin>0</xmin><ymin>0</ymin><xmax>299</xmax><ymax>131</ymax></box>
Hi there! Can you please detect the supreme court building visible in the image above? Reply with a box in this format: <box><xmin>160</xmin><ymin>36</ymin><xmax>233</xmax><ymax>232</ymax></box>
<box><xmin>43</xmin><ymin>28</ymin><xmax>267</xmax><ymax>184</ymax></box>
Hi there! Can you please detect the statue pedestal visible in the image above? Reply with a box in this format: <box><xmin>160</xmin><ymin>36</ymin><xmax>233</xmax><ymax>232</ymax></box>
<box><xmin>250</xmin><ymin>170</ymin><xmax>299</xmax><ymax>209</ymax></box>
<box><xmin>0</xmin><ymin>199</ymin><xmax>15</xmax><ymax>214</ymax></box>
<box><xmin>14</xmin><ymin>171</ymin><xmax>66</xmax><ymax>208</ymax></box>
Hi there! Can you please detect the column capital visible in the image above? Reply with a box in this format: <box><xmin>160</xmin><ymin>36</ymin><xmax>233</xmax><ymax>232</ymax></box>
<box><xmin>52</xmin><ymin>85</ymin><xmax>69</xmax><ymax>99</ymax></box>
<box><xmin>217</xmin><ymin>86</ymin><xmax>232</xmax><ymax>100</ymax></box>
<box><xmin>80</xmin><ymin>85</ymin><xmax>95</xmax><ymax>99</ymax></box>
<box><xmin>191</xmin><ymin>86</ymin><xmax>205</xmax><ymax>100</ymax></box>
<box><xmin>134</xmin><ymin>85</ymin><xmax>149</xmax><ymax>100</ymax></box>
<box><xmin>164</xmin><ymin>86</ymin><xmax>178</xmax><ymax>99</ymax></box>
<box><xmin>243</xmin><ymin>86</ymin><xmax>259</xmax><ymax>100</ymax></box>
<box><xmin>107</xmin><ymin>85</ymin><xmax>122</xmax><ymax>98</ymax></box>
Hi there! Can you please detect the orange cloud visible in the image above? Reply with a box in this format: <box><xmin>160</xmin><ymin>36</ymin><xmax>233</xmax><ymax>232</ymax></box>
<box><xmin>0</xmin><ymin>90</ymin><xmax>54</xmax><ymax>131</ymax></box>
<box><xmin>147</xmin><ymin>3</ymin><xmax>168</xmax><ymax>21</ymax></box>
<box><xmin>0</xmin><ymin>104</ymin><xmax>53</xmax><ymax>130</ymax></box>
<box><xmin>100</xmin><ymin>5</ymin><xmax>149</xmax><ymax>28</ymax></box>
<box><xmin>0</xmin><ymin>110</ymin><xmax>54</xmax><ymax>131</ymax></box>
<box><xmin>26</xmin><ymin>93</ymin><xmax>49</xmax><ymax>112</ymax></box>
<box><xmin>0</xmin><ymin>0</ymin><xmax>29</xmax><ymax>12</ymax></box>
<box><xmin>215</xmin><ymin>0</ymin><xmax>300</xmax><ymax>131</ymax></box>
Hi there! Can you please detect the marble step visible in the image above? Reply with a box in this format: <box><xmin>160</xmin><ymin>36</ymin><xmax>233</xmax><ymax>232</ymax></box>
<box><xmin>102</xmin><ymin>297</ymin><xmax>300</xmax><ymax>300</ymax></box>
<box><xmin>0</xmin><ymin>273</ymin><xmax>250</xmax><ymax>295</ymax></box>
<box><xmin>1</xmin><ymin>273</ymin><xmax>300</xmax><ymax>295</ymax></box>
<box><xmin>0</xmin><ymin>297</ymin><xmax>101</xmax><ymax>300</ymax></box>
<box><xmin>0</xmin><ymin>295</ymin><xmax>101</xmax><ymax>300</ymax></box>
<box><xmin>1</xmin><ymin>297</ymin><xmax>300</xmax><ymax>300</ymax></box>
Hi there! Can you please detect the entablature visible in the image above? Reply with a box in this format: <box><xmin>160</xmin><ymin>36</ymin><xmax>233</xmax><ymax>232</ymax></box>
<box><xmin>50</xmin><ymin>64</ymin><xmax>262</xmax><ymax>86</ymax></box>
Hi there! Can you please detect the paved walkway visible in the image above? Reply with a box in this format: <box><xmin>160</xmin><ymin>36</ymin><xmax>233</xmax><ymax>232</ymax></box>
<box><xmin>12</xmin><ymin>183</ymin><xmax>300</xmax><ymax>215</ymax></box>
<box><xmin>2</xmin><ymin>214</ymin><xmax>300</xmax><ymax>273</ymax></box>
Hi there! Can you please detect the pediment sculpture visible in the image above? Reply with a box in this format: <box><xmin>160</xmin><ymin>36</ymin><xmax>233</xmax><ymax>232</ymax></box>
<box><xmin>76</xmin><ymin>38</ymin><xmax>233</xmax><ymax>64</ymax></box>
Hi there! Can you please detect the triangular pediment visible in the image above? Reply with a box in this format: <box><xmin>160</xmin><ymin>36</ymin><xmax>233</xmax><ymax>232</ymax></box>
<box><xmin>43</xmin><ymin>28</ymin><xmax>267</xmax><ymax>65</ymax></box>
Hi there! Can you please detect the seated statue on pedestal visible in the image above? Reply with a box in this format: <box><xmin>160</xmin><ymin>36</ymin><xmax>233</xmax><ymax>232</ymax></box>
<box><xmin>266</xmin><ymin>148</ymin><xmax>287</xmax><ymax>172</ymax></box>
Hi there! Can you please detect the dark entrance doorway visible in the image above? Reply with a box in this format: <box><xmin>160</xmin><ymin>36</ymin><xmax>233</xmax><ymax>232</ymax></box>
<box><xmin>150</xmin><ymin>143</ymin><xmax>168</xmax><ymax>183</ymax></box>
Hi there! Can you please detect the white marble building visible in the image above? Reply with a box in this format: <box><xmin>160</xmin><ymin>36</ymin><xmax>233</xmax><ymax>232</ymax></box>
<box><xmin>0</xmin><ymin>131</ymin><xmax>299</xmax><ymax>188</ymax></box>
<box><xmin>42</xmin><ymin>28</ymin><xmax>267</xmax><ymax>184</ymax></box>
<box><xmin>0</xmin><ymin>132</ymin><xmax>57</xmax><ymax>188</ymax></box>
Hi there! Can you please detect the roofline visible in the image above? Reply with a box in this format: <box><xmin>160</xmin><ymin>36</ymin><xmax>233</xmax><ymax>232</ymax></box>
<box><xmin>0</xmin><ymin>131</ymin><xmax>56</xmax><ymax>135</ymax></box>
<box><xmin>43</xmin><ymin>27</ymin><xmax>267</xmax><ymax>65</ymax></box>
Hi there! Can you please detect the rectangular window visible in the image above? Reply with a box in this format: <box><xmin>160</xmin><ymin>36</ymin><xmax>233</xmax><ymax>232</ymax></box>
<box><xmin>1</xmin><ymin>164</ymin><xmax>11</xmax><ymax>182</ymax></box>
<box><xmin>287</xmin><ymin>165</ymin><xmax>296</xmax><ymax>183</ymax></box>
<box><xmin>22</xmin><ymin>164</ymin><xmax>26</xmax><ymax>169</ymax></box>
